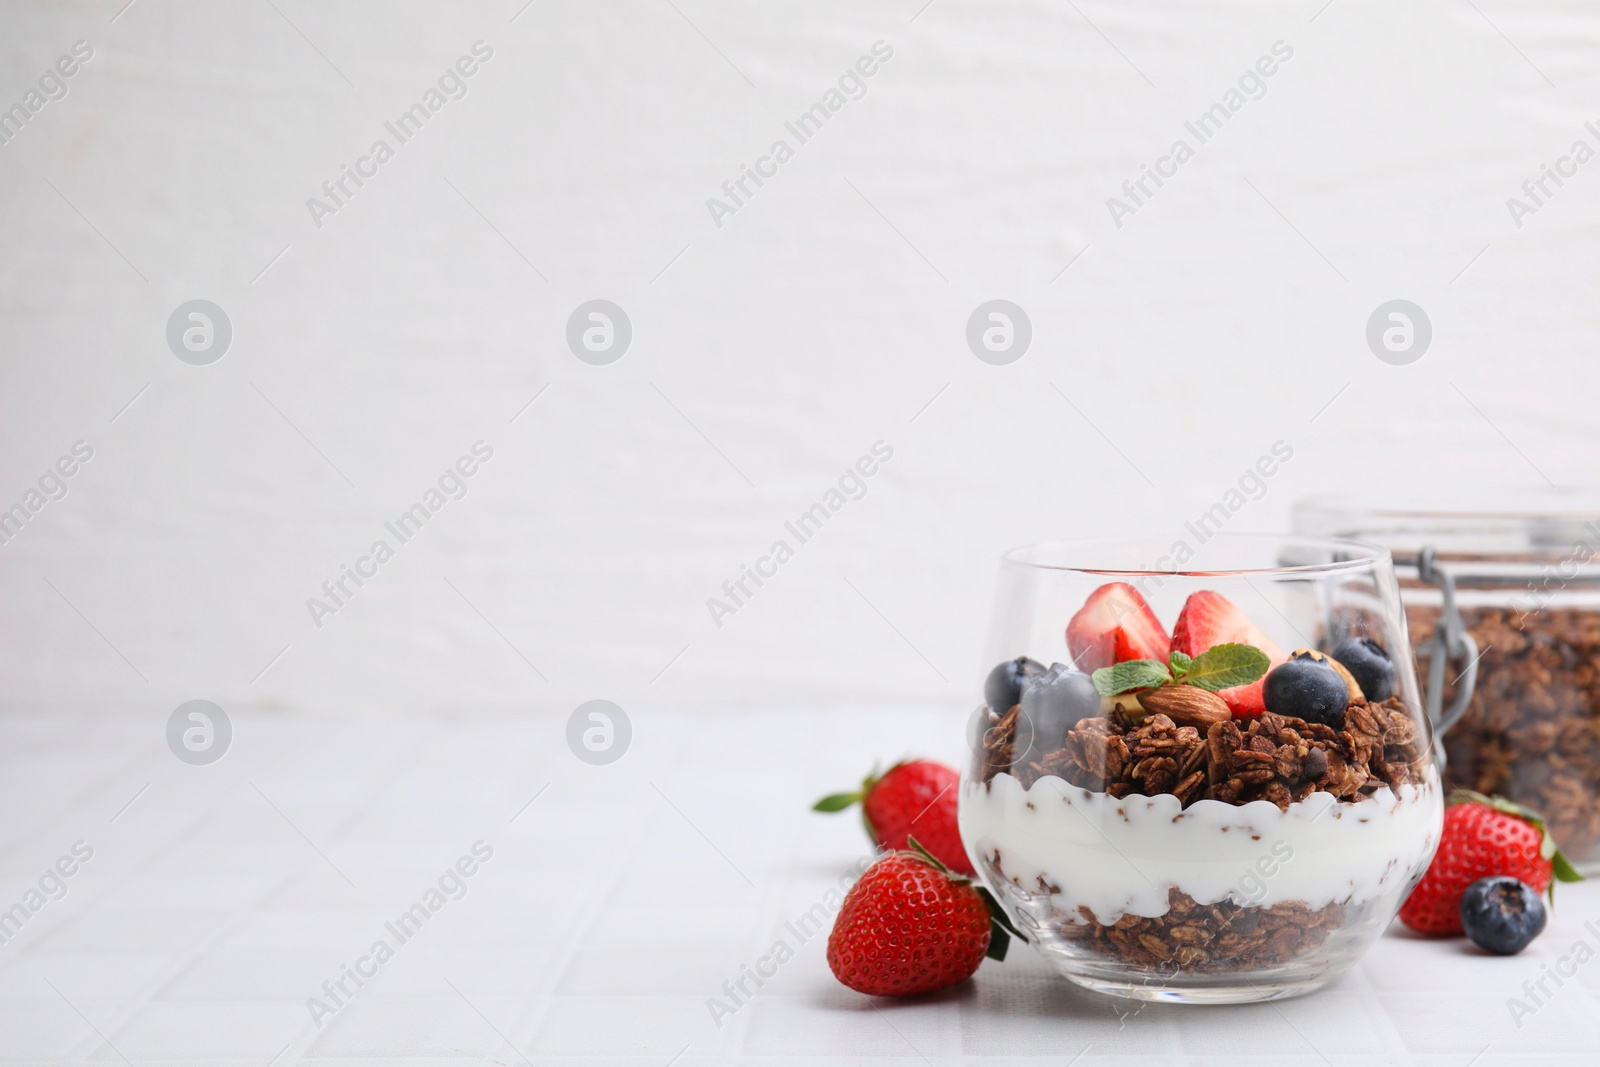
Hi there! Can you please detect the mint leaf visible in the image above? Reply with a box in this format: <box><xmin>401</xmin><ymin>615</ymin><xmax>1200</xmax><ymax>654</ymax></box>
<box><xmin>1091</xmin><ymin>659</ymin><xmax>1172</xmax><ymax>696</ymax></box>
<box><xmin>1183</xmin><ymin>643</ymin><xmax>1270</xmax><ymax>692</ymax></box>
<box><xmin>1169</xmin><ymin>650</ymin><xmax>1192</xmax><ymax>677</ymax></box>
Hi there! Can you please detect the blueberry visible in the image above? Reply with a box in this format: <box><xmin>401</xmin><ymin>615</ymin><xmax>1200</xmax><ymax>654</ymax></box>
<box><xmin>1263</xmin><ymin>652</ymin><xmax>1349</xmax><ymax>726</ymax></box>
<box><xmin>1460</xmin><ymin>876</ymin><xmax>1547</xmax><ymax>955</ymax></box>
<box><xmin>1018</xmin><ymin>663</ymin><xmax>1100</xmax><ymax>755</ymax></box>
<box><xmin>1331</xmin><ymin>637</ymin><xmax>1395</xmax><ymax>703</ymax></box>
<box><xmin>984</xmin><ymin>657</ymin><xmax>1045</xmax><ymax>713</ymax></box>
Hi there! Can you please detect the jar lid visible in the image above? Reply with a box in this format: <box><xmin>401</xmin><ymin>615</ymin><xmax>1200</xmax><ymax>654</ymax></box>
<box><xmin>1292</xmin><ymin>495</ymin><xmax>1593</xmax><ymax>591</ymax></box>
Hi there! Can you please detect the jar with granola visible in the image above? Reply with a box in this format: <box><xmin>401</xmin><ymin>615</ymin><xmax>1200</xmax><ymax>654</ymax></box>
<box><xmin>1295</xmin><ymin>492</ymin><xmax>1600</xmax><ymax>872</ymax></box>
<box><xmin>961</xmin><ymin>535</ymin><xmax>1443</xmax><ymax>1003</ymax></box>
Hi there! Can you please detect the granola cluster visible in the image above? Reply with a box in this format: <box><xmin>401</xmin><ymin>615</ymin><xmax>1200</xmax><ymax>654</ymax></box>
<box><xmin>1056</xmin><ymin>887</ymin><xmax>1346</xmax><ymax>972</ymax></box>
<box><xmin>1410</xmin><ymin>604</ymin><xmax>1600</xmax><ymax>859</ymax></box>
<box><xmin>976</xmin><ymin>696</ymin><xmax>1428</xmax><ymax>810</ymax></box>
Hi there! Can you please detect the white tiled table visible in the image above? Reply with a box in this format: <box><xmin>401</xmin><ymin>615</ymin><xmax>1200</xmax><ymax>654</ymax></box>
<box><xmin>2</xmin><ymin>706</ymin><xmax>1597</xmax><ymax>1065</ymax></box>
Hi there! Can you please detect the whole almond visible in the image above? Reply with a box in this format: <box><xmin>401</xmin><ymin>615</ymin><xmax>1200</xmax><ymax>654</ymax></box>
<box><xmin>1139</xmin><ymin>685</ymin><xmax>1231</xmax><ymax>730</ymax></box>
<box><xmin>1326</xmin><ymin>657</ymin><xmax>1366</xmax><ymax>702</ymax></box>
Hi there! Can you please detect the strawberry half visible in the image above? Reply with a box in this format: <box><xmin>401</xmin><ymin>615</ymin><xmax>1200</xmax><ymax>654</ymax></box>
<box><xmin>1170</xmin><ymin>590</ymin><xmax>1284</xmax><ymax>717</ymax></box>
<box><xmin>1066</xmin><ymin>582</ymin><xmax>1170</xmax><ymax>673</ymax></box>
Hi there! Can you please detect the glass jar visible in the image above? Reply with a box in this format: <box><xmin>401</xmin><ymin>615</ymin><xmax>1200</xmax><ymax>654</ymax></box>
<box><xmin>1296</xmin><ymin>492</ymin><xmax>1600</xmax><ymax>873</ymax></box>
<box><xmin>960</xmin><ymin>534</ymin><xmax>1442</xmax><ymax>1004</ymax></box>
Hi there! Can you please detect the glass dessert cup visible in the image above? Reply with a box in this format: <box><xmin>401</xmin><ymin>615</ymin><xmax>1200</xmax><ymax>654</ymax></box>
<box><xmin>960</xmin><ymin>534</ymin><xmax>1444</xmax><ymax>1004</ymax></box>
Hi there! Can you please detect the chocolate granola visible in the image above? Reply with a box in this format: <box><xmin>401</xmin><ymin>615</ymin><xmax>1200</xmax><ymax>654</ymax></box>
<box><xmin>976</xmin><ymin>696</ymin><xmax>1428</xmax><ymax>809</ymax></box>
<box><xmin>972</xmin><ymin>693</ymin><xmax>1432</xmax><ymax>972</ymax></box>
<box><xmin>1409</xmin><ymin>604</ymin><xmax>1600</xmax><ymax>859</ymax></box>
<box><xmin>1056</xmin><ymin>887</ymin><xmax>1346</xmax><ymax>973</ymax></box>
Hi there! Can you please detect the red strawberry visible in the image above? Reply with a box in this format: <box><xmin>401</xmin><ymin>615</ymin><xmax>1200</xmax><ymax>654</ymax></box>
<box><xmin>814</xmin><ymin>760</ymin><xmax>973</xmax><ymax>875</ymax></box>
<box><xmin>1170</xmin><ymin>590</ymin><xmax>1283</xmax><ymax>717</ymax></box>
<box><xmin>1066</xmin><ymin>582</ymin><xmax>1170</xmax><ymax>672</ymax></box>
<box><xmin>827</xmin><ymin>848</ymin><xmax>994</xmax><ymax>996</ymax></box>
<box><xmin>1399</xmin><ymin>791</ymin><xmax>1581</xmax><ymax>936</ymax></box>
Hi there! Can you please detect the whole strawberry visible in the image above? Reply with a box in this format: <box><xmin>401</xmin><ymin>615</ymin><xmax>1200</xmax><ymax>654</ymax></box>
<box><xmin>1399</xmin><ymin>791</ymin><xmax>1582</xmax><ymax>936</ymax></box>
<box><xmin>827</xmin><ymin>845</ymin><xmax>1000</xmax><ymax>996</ymax></box>
<box><xmin>814</xmin><ymin>760</ymin><xmax>973</xmax><ymax>875</ymax></box>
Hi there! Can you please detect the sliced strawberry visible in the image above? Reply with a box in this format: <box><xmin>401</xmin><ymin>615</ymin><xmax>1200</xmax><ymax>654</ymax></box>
<box><xmin>1220</xmin><ymin>677</ymin><xmax>1269</xmax><ymax>717</ymax></box>
<box><xmin>1066</xmin><ymin>582</ymin><xmax>1169</xmax><ymax>672</ymax></box>
<box><xmin>1170</xmin><ymin>590</ymin><xmax>1283</xmax><ymax>718</ymax></box>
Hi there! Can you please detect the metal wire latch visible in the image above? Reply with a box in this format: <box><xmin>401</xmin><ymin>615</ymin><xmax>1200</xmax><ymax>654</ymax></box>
<box><xmin>1410</xmin><ymin>545</ymin><xmax>1479</xmax><ymax>739</ymax></box>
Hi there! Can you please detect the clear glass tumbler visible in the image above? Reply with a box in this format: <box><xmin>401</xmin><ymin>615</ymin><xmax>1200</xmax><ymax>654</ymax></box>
<box><xmin>960</xmin><ymin>534</ymin><xmax>1443</xmax><ymax>1004</ymax></box>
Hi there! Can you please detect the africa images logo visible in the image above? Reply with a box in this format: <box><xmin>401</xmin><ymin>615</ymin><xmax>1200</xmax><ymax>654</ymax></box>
<box><xmin>305</xmin><ymin>841</ymin><xmax>494</xmax><ymax>1027</ymax></box>
<box><xmin>705</xmin><ymin>41</ymin><xmax>894</xmax><ymax>228</ymax></box>
<box><xmin>1106</xmin><ymin>41</ymin><xmax>1294</xmax><ymax>228</ymax></box>
<box><xmin>0</xmin><ymin>40</ymin><xmax>93</xmax><ymax>148</ymax></box>
<box><xmin>305</xmin><ymin>42</ymin><xmax>494</xmax><ymax>229</ymax></box>
<box><xmin>705</xmin><ymin>441</ymin><xmax>893</xmax><ymax>627</ymax></box>
<box><xmin>306</xmin><ymin>442</ymin><xmax>494</xmax><ymax>628</ymax></box>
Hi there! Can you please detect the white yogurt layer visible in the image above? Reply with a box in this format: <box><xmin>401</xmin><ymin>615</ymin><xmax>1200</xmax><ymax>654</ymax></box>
<box><xmin>959</xmin><ymin>771</ymin><xmax>1442</xmax><ymax>923</ymax></box>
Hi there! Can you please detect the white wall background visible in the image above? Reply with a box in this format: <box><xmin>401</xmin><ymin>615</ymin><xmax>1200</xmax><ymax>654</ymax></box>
<box><xmin>1</xmin><ymin>0</ymin><xmax>1597</xmax><ymax>718</ymax></box>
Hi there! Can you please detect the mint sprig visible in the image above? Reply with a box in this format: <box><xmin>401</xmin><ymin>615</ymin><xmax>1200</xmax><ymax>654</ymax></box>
<box><xmin>1179</xmin><ymin>643</ymin><xmax>1271</xmax><ymax>692</ymax></box>
<box><xmin>1092</xmin><ymin>659</ymin><xmax>1172</xmax><ymax>696</ymax></box>
<box><xmin>1092</xmin><ymin>642</ymin><xmax>1270</xmax><ymax>697</ymax></box>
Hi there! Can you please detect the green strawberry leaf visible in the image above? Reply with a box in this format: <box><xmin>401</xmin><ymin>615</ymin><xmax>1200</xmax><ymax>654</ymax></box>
<box><xmin>977</xmin><ymin>885</ymin><xmax>1023</xmax><ymax>938</ymax></box>
<box><xmin>975</xmin><ymin>885</ymin><xmax>1023</xmax><ymax>961</ymax></box>
<box><xmin>904</xmin><ymin>835</ymin><xmax>940</xmax><ymax>867</ymax></box>
<box><xmin>986</xmin><ymin>920</ymin><xmax>1011</xmax><ymax>961</ymax></box>
<box><xmin>904</xmin><ymin>836</ymin><xmax>967</xmax><ymax>882</ymax></box>
<box><xmin>1091</xmin><ymin>659</ymin><xmax>1172</xmax><ymax>696</ymax></box>
<box><xmin>815</xmin><ymin>760</ymin><xmax>902</xmax><ymax>818</ymax></box>
<box><xmin>1552</xmin><ymin>850</ymin><xmax>1584</xmax><ymax>886</ymax></box>
<box><xmin>1182</xmin><ymin>643</ymin><xmax>1271</xmax><ymax>692</ymax></box>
